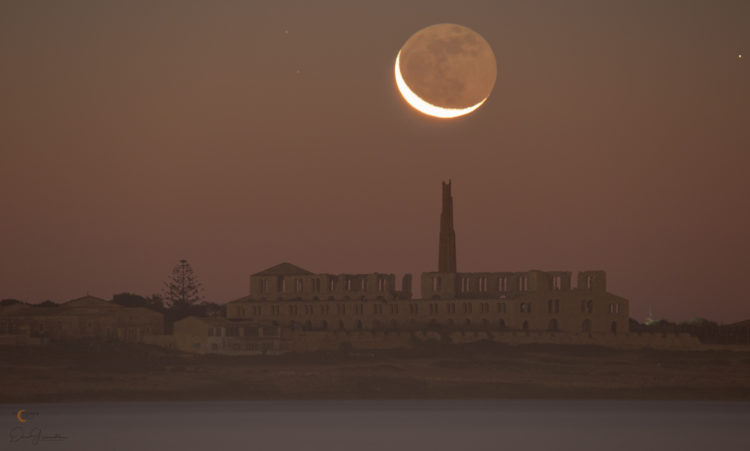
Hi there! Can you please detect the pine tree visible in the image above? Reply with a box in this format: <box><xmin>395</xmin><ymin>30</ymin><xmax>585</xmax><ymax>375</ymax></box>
<box><xmin>163</xmin><ymin>259</ymin><xmax>203</xmax><ymax>311</ymax></box>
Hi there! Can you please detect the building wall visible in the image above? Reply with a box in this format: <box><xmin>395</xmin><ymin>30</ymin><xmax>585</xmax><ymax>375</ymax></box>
<box><xmin>249</xmin><ymin>273</ymin><xmax>410</xmax><ymax>301</ymax></box>
<box><xmin>17</xmin><ymin>311</ymin><xmax>163</xmax><ymax>342</ymax></box>
<box><xmin>421</xmin><ymin>270</ymin><xmax>588</xmax><ymax>300</ymax></box>
<box><xmin>226</xmin><ymin>288</ymin><xmax>628</xmax><ymax>335</ymax></box>
<box><xmin>0</xmin><ymin>301</ymin><xmax>164</xmax><ymax>343</ymax></box>
<box><xmin>173</xmin><ymin>317</ymin><xmax>286</xmax><ymax>355</ymax></box>
<box><xmin>253</xmin><ymin>330</ymin><xmax>701</xmax><ymax>353</ymax></box>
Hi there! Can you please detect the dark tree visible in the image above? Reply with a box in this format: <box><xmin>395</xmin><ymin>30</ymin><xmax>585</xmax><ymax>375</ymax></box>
<box><xmin>1</xmin><ymin>298</ymin><xmax>23</xmax><ymax>306</ymax></box>
<box><xmin>39</xmin><ymin>300</ymin><xmax>57</xmax><ymax>308</ymax></box>
<box><xmin>113</xmin><ymin>292</ymin><xmax>164</xmax><ymax>312</ymax></box>
<box><xmin>113</xmin><ymin>292</ymin><xmax>150</xmax><ymax>308</ymax></box>
<box><xmin>163</xmin><ymin>259</ymin><xmax>203</xmax><ymax>311</ymax></box>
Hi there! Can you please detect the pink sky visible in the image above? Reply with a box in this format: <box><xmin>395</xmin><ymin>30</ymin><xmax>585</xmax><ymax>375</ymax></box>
<box><xmin>0</xmin><ymin>1</ymin><xmax>748</xmax><ymax>323</ymax></box>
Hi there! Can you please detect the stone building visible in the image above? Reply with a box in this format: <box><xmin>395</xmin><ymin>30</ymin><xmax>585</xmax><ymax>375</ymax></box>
<box><xmin>246</xmin><ymin>262</ymin><xmax>412</xmax><ymax>302</ymax></box>
<box><xmin>227</xmin><ymin>181</ymin><xmax>629</xmax><ymax>335</ymax></box>
<box><xmin>419</xmin><ymin>269</ymin><xmax>628</xmax><ymax>334</ymax></box>
<box><xmin>0</xmin><ymin>295</ymin><xmax>164</xmax><ymax>343</ymax></box>
<box><xmin>172</xmin><ymin>316</ymin><xmax>285</xmax><ymax>355</ymax></box>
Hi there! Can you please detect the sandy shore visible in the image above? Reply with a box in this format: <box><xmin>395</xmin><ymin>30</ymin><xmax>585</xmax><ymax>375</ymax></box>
<box><xmin>1</xmin><ymin>341</ymin><xmax>749</xmax><ymax>402</ymax></box>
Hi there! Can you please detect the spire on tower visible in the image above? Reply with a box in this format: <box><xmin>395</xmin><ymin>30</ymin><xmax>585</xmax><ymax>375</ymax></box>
<box><xmin>438</xmin><ymin>180</ymin><xmax>457</xmax><ymax>273</ymax></box>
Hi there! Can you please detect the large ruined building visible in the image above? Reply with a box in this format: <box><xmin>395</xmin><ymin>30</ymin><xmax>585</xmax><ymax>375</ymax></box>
<box><xmin>227</xmin><ymin>181</ymin><xmax>629</xmax><ymax>334</ymax></box>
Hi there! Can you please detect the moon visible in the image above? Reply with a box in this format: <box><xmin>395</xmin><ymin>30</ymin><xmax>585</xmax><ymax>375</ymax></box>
<box><xmin>395</xmin><ymin>24</ymin><xmax>497</xmax><ymax>119</ymax></box>
<box><xmin>17</xmin><ymin>409</ymin><xmax>26</xmax><ymax>423</ymax></box>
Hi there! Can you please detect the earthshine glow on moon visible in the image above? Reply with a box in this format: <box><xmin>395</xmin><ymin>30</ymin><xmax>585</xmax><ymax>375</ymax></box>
<box><xmin>394</xmin><ymin>24</ymin><xmax>496</xmax><ymax>119</ymax></box>
<box><xmin>394</xmin><ymin>52</ymin><xmax>485</xmax><ymax>119</ymax></box>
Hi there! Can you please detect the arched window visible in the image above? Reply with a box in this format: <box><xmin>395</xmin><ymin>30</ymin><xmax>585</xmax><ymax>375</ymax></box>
<box><xmin>522</xmin><ymin>320</ymin><xmax>529</xmax><ymax>331</ymax></box>
<box><xmin>582</xmin><ymin>319</ymin><xmax>591</xmax><ymax>333</ymax></box>
<box><xmin>548</xmin><ymin>318</ymin><xmax>558</xmax><ymax>331</ymax></box>
<box><xmin>611</xmin><ymin>321</ymin><xmax>617</xmax><ymax>334</ymax></box>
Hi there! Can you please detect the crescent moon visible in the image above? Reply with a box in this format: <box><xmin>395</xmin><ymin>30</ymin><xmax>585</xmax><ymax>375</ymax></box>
<box><xmin>394</xmin><ymin>51</ymin><xmax>486</xmax><ymax>119</ymax></box>
<box><xmin>17</xmin><ymin>409</ymin><xmax>26</xmax><ymax>423</ymax></box>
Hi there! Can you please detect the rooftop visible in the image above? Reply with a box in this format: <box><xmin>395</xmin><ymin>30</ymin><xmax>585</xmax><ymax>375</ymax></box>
<box><xmin>252</xmin><ymin>262</ymin><xmax>313</xmax><ymax>277</ymax></box>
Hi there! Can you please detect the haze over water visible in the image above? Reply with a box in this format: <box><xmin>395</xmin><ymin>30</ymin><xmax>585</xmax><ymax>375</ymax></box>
<box><xmin>3</xmin><ymin>400</ymin><xmax>749</xmax><ymax>450</ymax></box>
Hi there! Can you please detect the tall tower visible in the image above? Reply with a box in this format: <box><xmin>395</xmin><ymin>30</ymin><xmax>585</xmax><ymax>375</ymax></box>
<box><xmin>438</xmin><ymin>180</ymin><xmax>457</xmax><ymax>273</ymax></box>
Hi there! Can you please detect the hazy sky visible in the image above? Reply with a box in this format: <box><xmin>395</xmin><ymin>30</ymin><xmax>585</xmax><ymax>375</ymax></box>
<box><xmin>1</xmin><ymin>1</ymin><xmax>747</xmax><ymax>322</ymax></box>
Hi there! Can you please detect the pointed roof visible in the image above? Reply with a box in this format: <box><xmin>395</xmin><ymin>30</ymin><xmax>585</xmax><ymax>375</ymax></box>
<box><xmin>61</xmin><ymin>296</ymin><xmax>113</xmax><ymax>308</ymax></box>
<box><xmin>252</xmin><ymin>262</ymin><xmax>312</xmax><ymax>276</ymax></box>
<box><xmin>252</xmin><ymin>262</ymin><xmax>313</xmax><ymax>276</ymax></box>
<box><xmin>227</xmin><ymin>295</ymin><xmax>252</xmax><ymax>304</ymax></box>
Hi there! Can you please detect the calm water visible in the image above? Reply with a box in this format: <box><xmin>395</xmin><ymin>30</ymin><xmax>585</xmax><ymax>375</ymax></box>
<box><xmin>2</xmin><ymin>400</ymin><xmax>749</xmax><ymax>451</ymax></box>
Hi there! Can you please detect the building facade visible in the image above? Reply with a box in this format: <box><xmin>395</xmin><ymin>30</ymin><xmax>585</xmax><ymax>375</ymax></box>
<box><xmin>226</xmin><ymin>181</ymin><xmax>629</xmax><ymax>334</ymax></box>
<box><xmin>245</xmin><ymin>262</ymin><xmax>412</xmax><ymax>302</ymax></box>
<box><xmin>173</xmin><ymin>316</ymin><xmax>285</xmax><ymax>355</ymax></box>
<box><xmin>0</xmin><ymin>296</ymin><xmax>164</xmax><ymax>343</ymax></box>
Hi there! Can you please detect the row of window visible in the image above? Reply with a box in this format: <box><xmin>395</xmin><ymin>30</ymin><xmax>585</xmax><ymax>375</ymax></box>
<box><xmin>286</xmin><ymin>318</ymin><xmax>519</xmax><ymax>331</ymax></box>
<box><xmin>283</xmin><ymin>318</ymin><xmax>617</xmax><ymax>334</ymax></box>
<box><xmin>457</xmin><ymin>276</ymin><xmax>522</xmax><ymax>293</ymax></box>
<box><xmin>0</xmin><ymin>319</ymin><xmax>155</xmax><ymax>335</ymax></box>
<box><xmin>282</xmin><ymin>318</ymin><xmax>574</xmax><ymax>332</ymax></box>
<box><xmin>207</xmin><ymin>326</ymin><xmax>279</xmax><ymax>337</ymax></box>
<box><xmin>258</xmin><ymin>277</ymin><xmax>391</xmax><ymax>294</ymax></box>
<box><xmin>208</xmin><ymin>342</ymin><xmax>276</xmax><ymax>352</ymax></box>
<box><xmin>237</xmin><ymin>299</ymin><xmax>621</xmax><ymax>318</ymax></box>
<box><xmin>238</xmin><ymin>301</ymin><xmax>518</xmax><ymax>317</ymax></box>
<box><xmin>432</xmin><ymin>275</ymin><xmax>573</xmax><ymax>293</ymax></box>
<box><xmin>0</xmin><ymin>324</ymin><xmax>153</xmax><ymax>338</ymax></box>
